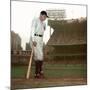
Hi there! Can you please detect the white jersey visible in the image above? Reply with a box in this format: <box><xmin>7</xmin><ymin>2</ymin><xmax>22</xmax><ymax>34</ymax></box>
<box><xmin>30</xmin><ymin>18</ymin><xmax>46</xmax><ymax>60</ymax></box>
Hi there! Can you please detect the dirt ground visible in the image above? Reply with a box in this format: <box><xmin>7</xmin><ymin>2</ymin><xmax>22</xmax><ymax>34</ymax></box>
<box><xmin>11</xmin><ymin>77</ymin><xmax>87</xmax><ymax>90</ymax></box>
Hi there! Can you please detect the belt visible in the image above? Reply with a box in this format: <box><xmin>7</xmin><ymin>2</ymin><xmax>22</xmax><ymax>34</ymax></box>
<box><xmin>34</xmin><ymin>34</ymin><xmax>43</xmax><ymax>37</ymax></box>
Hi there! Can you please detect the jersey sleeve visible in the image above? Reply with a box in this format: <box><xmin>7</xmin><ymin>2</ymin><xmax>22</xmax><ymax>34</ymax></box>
<box><xmin>30</xmin><ymin>18</ymin><xmax>37</xmax><ymax>41</ymax></box>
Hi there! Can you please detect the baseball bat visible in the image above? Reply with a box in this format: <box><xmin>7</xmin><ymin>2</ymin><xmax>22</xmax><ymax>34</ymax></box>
<box><xmin>26</xmin><ymin>46</ymin><xmax>34</xmax><ymax>79</ymax></box>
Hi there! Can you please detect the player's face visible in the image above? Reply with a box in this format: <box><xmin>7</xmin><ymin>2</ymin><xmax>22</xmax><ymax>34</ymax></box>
<box><xmin>40</xmin><ymin>15</ymin><xmax>47</xmax><ymax>21</ymax></box>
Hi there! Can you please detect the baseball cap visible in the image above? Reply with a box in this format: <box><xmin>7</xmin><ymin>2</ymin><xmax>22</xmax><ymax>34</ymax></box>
<box><xmin>40</xmin><ymin>11</ymin><xmax>49</xmax><ymax>17</ymax></box>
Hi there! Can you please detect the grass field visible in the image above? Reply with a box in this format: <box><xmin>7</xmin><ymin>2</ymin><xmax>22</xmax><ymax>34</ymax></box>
<box><xmin>11</xmin><ymin>62</ymin><xmax>87</xmax><ymax>78</ymax></box>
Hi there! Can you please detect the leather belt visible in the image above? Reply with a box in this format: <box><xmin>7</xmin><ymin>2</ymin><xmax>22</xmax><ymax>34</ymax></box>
<box><xmin>34</xmin><ymin>34</ymin><xmax>43</xmax><ymax>37</ymax></box>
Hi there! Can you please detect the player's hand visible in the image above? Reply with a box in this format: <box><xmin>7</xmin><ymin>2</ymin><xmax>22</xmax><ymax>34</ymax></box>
<box><xmin>33</xmin><ymin>41</ymin><xmax>37</xmax><ymax>47</ymax></box>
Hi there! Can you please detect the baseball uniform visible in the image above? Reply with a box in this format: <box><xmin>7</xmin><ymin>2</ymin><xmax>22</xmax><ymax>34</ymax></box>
<box><xmin>30</xmin><ymin>17</ymin><xmax>46</xmax><ymax>61</ymax></box>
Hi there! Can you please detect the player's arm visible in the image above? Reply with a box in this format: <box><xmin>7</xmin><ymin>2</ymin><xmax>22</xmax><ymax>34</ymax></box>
<box><xmin>31</xmin><ymin>19</ymin><xmax>37</xmax><ymax>47</ymax></box>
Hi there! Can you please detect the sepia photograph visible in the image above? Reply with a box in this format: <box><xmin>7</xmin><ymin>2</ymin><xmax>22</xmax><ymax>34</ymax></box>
<box><xmin>11</xmin><ymin>0</ymin><xmax>87</xmax><ymax>89</ymax></box>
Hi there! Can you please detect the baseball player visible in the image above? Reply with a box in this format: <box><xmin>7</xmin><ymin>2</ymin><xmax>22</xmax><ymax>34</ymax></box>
<box><xmin>30</xmin><ymin>11</ymin><xmax>48</xmax><ymax>78</ymax></box>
